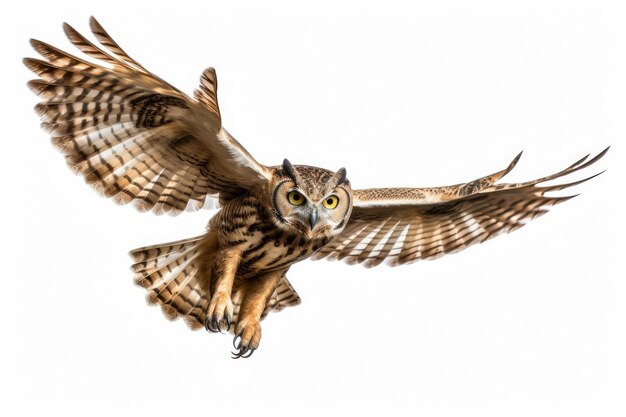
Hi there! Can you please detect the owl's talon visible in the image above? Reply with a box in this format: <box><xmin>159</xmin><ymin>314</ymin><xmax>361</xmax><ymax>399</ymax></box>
<box><xmin>233</xmin><ymin>333</ymin><xmax>242</xmax><ymax>349</ymax></box>
<box><xmin>212</xmin><ymin>317</ymin><xmax>221</xmax><ymax>333</ymax></box>
<box><xmin>230</xmin><ymin>319</ymin><xmax>261</xmax><ymax>358</ymax></box>
<box><xmin>205</xmin><ymin>314</ymin><xmax>233</xmax><ymax>333</ymax></box>
<box><xmin>204</xmin><ymin>316</ymin><xmax>218</xmax><ymax>333</ymax></box>
<box><xmin>231</xmin><ymin>345</ymin><xmax>249</xmax><ymax>359</ymax></box>
<box><xmin>231</xmin><ymin>345</ymin><xmax>256</xmax><ymax>359</ymax></box>
<box><xmin>206</xmin><ymin>294</ymin><xmax>234</xmax><ymax>334</ymax></box>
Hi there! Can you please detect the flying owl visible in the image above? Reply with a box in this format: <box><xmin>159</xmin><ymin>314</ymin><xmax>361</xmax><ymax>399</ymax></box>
<box><xmin>25</xmin><ymin>18</ymin><xmax>607</xmax><ymax>358</ymax></box>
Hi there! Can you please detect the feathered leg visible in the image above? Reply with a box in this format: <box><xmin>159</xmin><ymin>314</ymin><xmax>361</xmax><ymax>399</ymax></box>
<box><xmin>231</xmin><ymin>267</ymin><xmax>288</xmax><ymax>358</ymax></box>
<box><xmin>204</xmin><ymin>246</ymin><xmax>241</xmax><ymax>333</ymax></box>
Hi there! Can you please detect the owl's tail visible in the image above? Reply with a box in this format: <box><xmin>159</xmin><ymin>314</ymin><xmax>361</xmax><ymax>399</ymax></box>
<box><xmin>129</xmin><ymin>235</ymin><xmax>210</xmax><ymax>330</ymax></box>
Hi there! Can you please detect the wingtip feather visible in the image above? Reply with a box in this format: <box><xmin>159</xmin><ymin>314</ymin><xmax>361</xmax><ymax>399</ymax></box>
<box><xmin>29</xmin><ymin>38</ymin><xmax>48</xmax><ymax>57</ymax></box>
<box><xmin>61</xmin><ymin>22</ymin><xmax>72</xmax><ymax>34</ymax></box>
<box><xmin>89</xmin><ymin>16</ymin><xmax>109</xmax><ymax>41</ymax></box>
<box><xmin>503</xmin><ymin>150</ymin><xmax>523</xmax><ymax>176</ymax></box>
<box><xmin>62</xmin><ymin>22</ymin><xmax>84</xmax><ymax>45</ymax></box>
<box><xmin>25</xmin><ymin>79</ymin><xmax>46</xmax><ymax>95</ymax></box>
<box><xmin>570</xmin><ymin>153</ymin><xmax>590</xmax><ymax>169</ymax></box>
<box><xmin>541</xmin><ymin>170</ymin><xmax>606</xmax><ymax>193</ymax></box>
<box><xmin>591</xmin><ymin>146</ymin><xmax>610</xmax><ymax>163</ymax></box>
<box><xmin>89</xmin><ymin>16</ymin><xmax>101</xmax><ymax>30</ymax></box>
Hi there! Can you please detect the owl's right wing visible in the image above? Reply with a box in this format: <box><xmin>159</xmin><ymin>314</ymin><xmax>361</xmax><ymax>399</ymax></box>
<box><xmin>25</xmin><ymin>17</ymin><xmax>272</xmax><ymax>215</ymax></box>
<box><xmin>313</xmin><ymin>148</ymin><xmax>608</xmax><ymax>267</ymax></box>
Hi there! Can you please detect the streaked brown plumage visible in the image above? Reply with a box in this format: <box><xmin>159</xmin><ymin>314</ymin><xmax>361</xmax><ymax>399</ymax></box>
<box><xmin>25</xmin><ymin>17</ymin><xmax>608</xmax><ymax>358</ymax></box>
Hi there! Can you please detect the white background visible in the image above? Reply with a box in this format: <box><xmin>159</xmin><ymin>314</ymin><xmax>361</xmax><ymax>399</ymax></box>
<box><xmin>1</xmin><ymin>1</ymin><xmax>624</xmax><ymax>416</ymax></box>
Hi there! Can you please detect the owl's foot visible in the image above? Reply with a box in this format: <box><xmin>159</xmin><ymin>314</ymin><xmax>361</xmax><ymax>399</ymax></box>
<box><xmin>205</xmin><ymin>293</ymin><xmax>234</xmax><ymax>333</ymax></box>
<box><xmin>231</xmin><ymin>319</ymin><xmax>261</xmax><ymax>359</ymax></box>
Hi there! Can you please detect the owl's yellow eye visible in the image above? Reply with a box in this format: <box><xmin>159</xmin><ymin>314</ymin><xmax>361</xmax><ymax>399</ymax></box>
<box><xmin>288</xmin><ymin>191</ymin><xmax>305</xmax><ymax>205</ymax></box>
<box><xmin>322</xmin><ymin>195</ymin><xmax>339</xmax><ymax>209</ymax></box>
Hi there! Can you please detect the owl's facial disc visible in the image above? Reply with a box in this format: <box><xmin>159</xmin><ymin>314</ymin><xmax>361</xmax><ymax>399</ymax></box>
<box><xmin>273</xmin><ymin>184</ymin><xmax>349</xmax><ymax>236</ymax></box>
<box><xmin>272</xmin><ymin>163</ymin><xmax>352</xmax><ymax>238</ymax></box>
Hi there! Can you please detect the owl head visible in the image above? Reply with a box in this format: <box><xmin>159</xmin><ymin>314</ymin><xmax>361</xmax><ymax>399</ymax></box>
<box><xmin>270</xmin><ymin>159</ymin><xmax>353</xmax><ymax>239</ymax></box>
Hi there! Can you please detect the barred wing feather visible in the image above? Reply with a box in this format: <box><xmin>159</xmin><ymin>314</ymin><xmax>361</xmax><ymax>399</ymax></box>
<box><xmin>313</xmin><ymin>148</ymin><xmax>608</xmax><ymax>267</ymax></box>
<box><xmin>25</xmin><ymin>17</ymin><xmax>271</xmax><ymax>215</ymax></box>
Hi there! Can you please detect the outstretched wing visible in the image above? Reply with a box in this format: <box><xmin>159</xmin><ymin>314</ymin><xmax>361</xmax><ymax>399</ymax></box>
<box><xmin>313</xmin><ymin>148</ymin><xmax>608</xmax><ymax>267</ymax></box>
<box><xmin>24</xmin><ymin>17</ymin><xmax>271</xmax><ymax>215</ymax></box>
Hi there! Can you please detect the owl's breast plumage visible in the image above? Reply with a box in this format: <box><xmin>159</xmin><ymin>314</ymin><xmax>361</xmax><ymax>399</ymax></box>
<box><xmin>211</xmin><ymin>193</ymin><xmax>330</xmax><ymax>278</ymax></box>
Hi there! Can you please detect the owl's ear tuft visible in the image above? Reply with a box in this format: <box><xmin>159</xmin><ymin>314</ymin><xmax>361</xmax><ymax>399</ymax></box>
<box><xmin>336</xmin><ymin>167</ymin><xmax>347</xmax><ymax>185</ymax></box>
<box><xmin>282</xmin><ymin>159</ymin><xmax>299</xmax><ymax>183</ymax></box>
<box><xmin>327</xmin><ymin>167</ymin><xmax>347</xmax><ymax>190</ymax></box>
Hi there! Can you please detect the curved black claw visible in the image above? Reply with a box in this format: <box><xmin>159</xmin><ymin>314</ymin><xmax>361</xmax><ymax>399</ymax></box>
<box><xmin>233</xmin><ymin>333</ymin><xmax>242</xmax><ymax>350</ymax></box>
<box><xmin>241</xmin><ymin>348</ymin><xmax>255</xmax><ymax>358</ymax></box>
<box><xmin>215</xmin><ymin>316</ymin><xmax>225</xmax><ymax>334</ymax></box>
<box><xmin>231</xmin><ymin>343</ymin><xmax>257</xmax><ymax>359</ymax></box>
<box><xmin>204</xmin><ymin>316</ymin><xmax>219</xmax><ymax>333</ymax></box>
<box><xmin>205</xmin><ymin>315</ymin><xmax>232</xmax><ymax>334</ymax></box>
<box><xmin>231</xmin><ymin>346</ymin><xmax>249</xmax><ymax>359</ymax></box>
<box><xmin>224</xmin><ymin>314</ymin><xmax>232</xmax><ymax>333</ymax></box>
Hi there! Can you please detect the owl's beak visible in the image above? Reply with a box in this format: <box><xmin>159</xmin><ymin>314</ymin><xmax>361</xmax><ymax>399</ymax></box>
<box><xmin>309</xmin><ymin>208</ymin><xmax>318</xmax><ymax>230</ymax></box>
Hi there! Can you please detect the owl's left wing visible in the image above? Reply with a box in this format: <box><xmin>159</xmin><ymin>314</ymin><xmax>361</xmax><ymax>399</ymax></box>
<box><xmin>313</xmin><ymin>148</ymin><xmax>608</xmax><ymax>267</ymax></box>
<box><xmin>25</xmin><ymin>17</ymin><xmax>272</xmax><ymax>214</ymax></box>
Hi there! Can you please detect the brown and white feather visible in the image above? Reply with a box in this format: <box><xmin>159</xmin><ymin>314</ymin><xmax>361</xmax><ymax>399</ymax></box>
<box><xmin>25</xmin><ymin>17</ymin><xmax>271</xmax><ymax>215</ymax></box>
<box><xmin>313</xmin><ymin>148</ymin><xmax>608</xmax><ymax>267</ymax></box>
